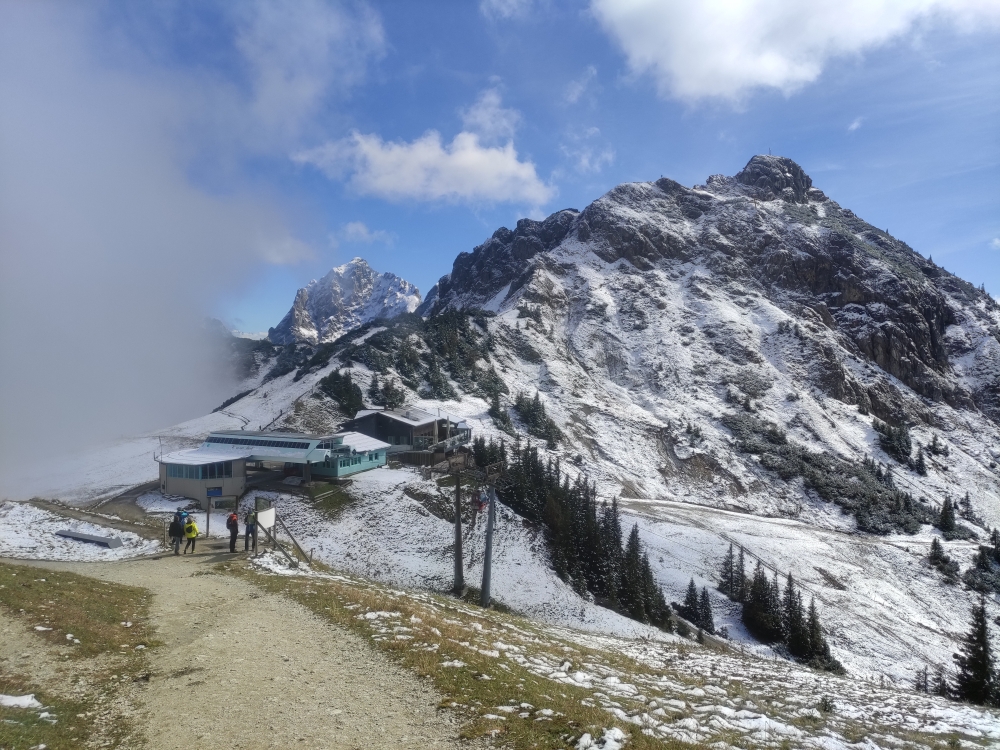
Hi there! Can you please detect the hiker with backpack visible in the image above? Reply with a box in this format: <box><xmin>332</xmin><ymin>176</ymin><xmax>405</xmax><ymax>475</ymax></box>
<box><xmin>244</xmin><ymin>509</ymin><xmax>257</xmax><ymax>552</ymax></box>
<box><xmin>226</xmin><ymin>510</ymin><xmax>240</xmax><ymax>553</ymax></box>
<box><xmin>183</xmin><ymin>515</ymin><xmax>199</xmax><ymax>554</ymax></box>
<box><xmin>168</xmin><ymin>512</ymin><xmax>184</xmax><ymax>556</ymax></box>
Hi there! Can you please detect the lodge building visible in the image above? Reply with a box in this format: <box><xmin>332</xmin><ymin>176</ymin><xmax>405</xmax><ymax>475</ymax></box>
<box><xmin>157</xmin><ymin>429</ymin><xmax>389</xmax><ymax>508</ymax></box>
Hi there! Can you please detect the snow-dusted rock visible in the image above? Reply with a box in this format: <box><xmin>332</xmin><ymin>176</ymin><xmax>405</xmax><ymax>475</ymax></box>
<box><xmin>269</xmin><ymin>257</ymin><xmax>420</xmax><ymax>345</ymax></box>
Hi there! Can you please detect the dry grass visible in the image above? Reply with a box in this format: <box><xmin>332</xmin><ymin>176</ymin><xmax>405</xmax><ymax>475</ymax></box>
<box><xmin>0</xmin><ymin>561</ymin><xmax>153</xmax><ymax>658</ymax></box>
<box><xmin>0</xmin><ymin>561</ymin><xmax>152</xmax><ymax>749</ymax></box>
<box><xmin>305</xmin><ymin>483</ymin><xmax>356</xmax><ymax>516</ymax></box>
<box><xmin>223</xmin><ymin>560</ymin><xmax>706</xmax><ymax>750</ymax></box>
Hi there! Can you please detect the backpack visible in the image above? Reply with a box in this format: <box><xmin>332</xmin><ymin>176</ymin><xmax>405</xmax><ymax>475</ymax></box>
<box><xmin>226</xmin><ymin>513</ymin><xmax>238</xmax><ymax>530</ymax></box>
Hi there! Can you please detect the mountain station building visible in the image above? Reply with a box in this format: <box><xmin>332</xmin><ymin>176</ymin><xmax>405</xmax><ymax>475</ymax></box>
<box><xmin>157</xmin><ymin>429</ymin><xmax>389</xmax><ymax>507</ymax></box>
<box><xmin>342</xmin><ymin>407</ymin><xmax>471</xmax><ymax>465</ymax></box>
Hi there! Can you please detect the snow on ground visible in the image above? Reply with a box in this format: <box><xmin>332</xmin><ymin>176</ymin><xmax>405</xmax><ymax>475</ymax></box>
<box><xmin>0</xmin><ymin>694</ymin><xmax>43</xmax><ymax>709</ymax></box>
<box><xmin>0</xmin><ymin>502</ymin><xmax>159</xmax><ymax>561</ymax></box>
<box><xmin>246</xmin><ymin>467</ymin><xmax>672</xmax><ymax>639</ymax></box>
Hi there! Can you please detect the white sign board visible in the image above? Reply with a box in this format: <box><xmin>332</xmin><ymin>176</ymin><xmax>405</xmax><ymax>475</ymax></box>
<box><xmin>256</xmin><ymin>507</ymin><xmax>276</xmax><ymax>530</ymax></box>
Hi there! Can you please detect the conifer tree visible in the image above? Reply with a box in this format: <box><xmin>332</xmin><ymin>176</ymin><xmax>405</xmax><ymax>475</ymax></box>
<box><xmin>938</xmin><ymin>497</ymin><xmax>956</xmax><ymax>533</ymax></box>
<box><xmin>719</xmin><ymin>544</ymin><xmax>735</xmax><ymax>598</ymax></box>
<box><xmin>620</xmin><ymin>525</ymin><xmax>646</xmax><ymax>622</ymax></box>
<box><xmin>932</xmin><ymin>666</ymin><xmax>949</xmax><ymax>697</ymax></box>
<box><xmin>953</xmin><ymin>596</ymin><xmax>998</xmax><ymax>706</ymax></box>
<box><xmin>914</xmin><ymin>666</ymin><xmax>929</xmax><ymax>693</ymax></box>
<box><xmin>914</xmin><ymin>447</ymin><xmax>927</xmax><ymax>476</ymax></box>
<box><xmin>368</xmin><ymin>373</ymin><xmax>381</xmax><ymax>404</ymax></box>
<box><xmin>735</xmin><ymin>547</ymin><xmax>747</xmax><ymax>603</ymax></box>
<box><xmin>930</xmin><ymin>537</ymin><xmax>946</xmax><ymax>564</ymax></box>
<box><xmin>783</xmin><ymin>573</ymin><xmax>809</xmax><ymax>659</ymax></box>
<box><xmin>743</xmin><ymin>563</ymin><xmax>783</xmax><ymax>643</ymax></box>
<box><xmin>681</xmin><ymin>578</ymin><xmax>700</xmax><ymax>624</ymax></box>
<box><xmin>698</xmin><ymin>587</ymin><xmax>715</xmax><ymax>634</ymax></box>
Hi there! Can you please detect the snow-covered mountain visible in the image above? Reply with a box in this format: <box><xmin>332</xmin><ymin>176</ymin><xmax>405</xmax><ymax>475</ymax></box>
<box><xmin>268</xmin><ymin>257</ymin><xmax>420</xmax><ymax>345</ymax></box>
<box><xmin>422</xmin><ymin>155</ymin><xmax>1000</xmax><ymax>514</ymax></box>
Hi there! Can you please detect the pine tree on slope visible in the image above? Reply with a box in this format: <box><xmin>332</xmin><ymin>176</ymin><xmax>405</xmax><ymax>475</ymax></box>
<box><xmin>783</xmin><ymin>573</ymin><xmax>809</xmax><ymax>659</ymax></box>
<box><xmin>952</xmin><ymin>595</ymin><xmax>997</xmax><ymax>706</ymax></box>
<box><xmin>620</xmin><ymin>525</ymin><xmax>646</xmax><ymax>622</ymax></box>
<box><xmin>698</xmin><ymin>587</ymin><xmax>715</xmax><ymax>634</ymax></box>
<box><xmin>681</xmin><ymin>578</ymin><xmax>700</xmax><ymax>624</ymax></box>
<box><xmin>734</xmin><ymin>547</ymin><xmax>747</xmax><ymax>603</ymax></box>
<box><xmin>719</xmin><ymin>544</ymin><xmax>735</xmax><ymax>598</ymax></box>
<box><xmin>938</xmin><ymin>497</ymin><xmax>957</xmax><ymax>534</ymax></box>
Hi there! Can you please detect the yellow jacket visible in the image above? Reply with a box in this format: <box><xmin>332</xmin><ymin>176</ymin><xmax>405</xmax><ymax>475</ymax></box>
<box><xmin>184</xmin><ymin>521</ymin><xmax>199</xmax><ymax>539</ymax></box>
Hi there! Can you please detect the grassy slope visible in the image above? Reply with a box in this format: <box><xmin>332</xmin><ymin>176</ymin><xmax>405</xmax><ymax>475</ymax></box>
<box><xmin>0</xmin><ymin>561</ymin><xmax>153</xmax><ymax>749</ymax></box>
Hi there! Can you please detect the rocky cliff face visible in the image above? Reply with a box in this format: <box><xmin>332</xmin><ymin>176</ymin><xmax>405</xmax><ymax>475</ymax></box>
<box><xmin>424</xmin><ymin>155</ymin><xmax>1000</xmax><ymax>425</ymax></box>
<box><xmin>269</xmin><ymin>258</ymin><xmax>420</xmax><ymax>345</ymax></box>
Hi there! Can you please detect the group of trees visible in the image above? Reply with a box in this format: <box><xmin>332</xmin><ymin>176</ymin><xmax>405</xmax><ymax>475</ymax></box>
<box><xmin>678</xmin><ymin>579</ymin><xmax>715</xmax><ymax>634</ymax></box>
<box><xmin>471</xmin><ymin>436</ymin><xmax>671</xmax><ymax>629</ymax></box>
<box><xmin>513</xmin><ymin>392</ymin><xmax>562</xmax><ymax>448</ymax></box>
<box><xmin>873</xmin><ymin>419</ymin><xmax>912</xmax><ymax>463</ymax></box>
<box><xmin>723</xmin><ymin>412</ymin><xmax>932</xmax><ymax>534</ymax></box>
<box><xmin>917</xmin><ymin>596</ymin><xmax>998</xmax><ymax>707</ymax></box>
<box><xmin>718</xmin><ymin>545</ymin><xmax>844</xmax><ymax>673</ymax></box>
<box><xmin>318</xmin><ymin>369</ymin><xmax>364</xmax><ymax>415</ymax></box>
<box><xmin>962</xmin><ymin>530</ymin><xmax>1000</xmax><ymax>594</ymax></box>
<box><xmin>367</xmin><ymin>373</ymin><xmax>405</xmax><ymax>410</ymax></box>
<box><xmin>321</xmin><ymin>310</ymin><xmax>506</xmax><ymax>404</ymax></box>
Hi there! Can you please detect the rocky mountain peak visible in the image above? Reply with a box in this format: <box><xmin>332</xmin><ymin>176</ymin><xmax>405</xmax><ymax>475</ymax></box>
<box><xmin>269</xmin><ymin>257</ymin><xmax>420</xmax><ymax>345</ymax></box>
<box><xmin>734</xmin><ymin>154</ymin><xmax>813</xmax><ymax>202</ymax></box>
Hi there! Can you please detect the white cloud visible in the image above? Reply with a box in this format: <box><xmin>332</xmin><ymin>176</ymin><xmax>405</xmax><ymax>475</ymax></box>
<box><xmin>848</xmin><ymin>116</ymin><xmax>864</xmax><ymax>132</ymax></box>
<box><xmin>233</xmin><ymin>0</ymin><xmax>385</xmax><ymax>145</ymax></box>
<box><xmin>460</xmin><ymin>88</ymin><xmax>522</xmax><ymax>144</ymax></box>
<box><xmin>341</xmin><ymin>221</ymin><xmax>396</xmax><ymax>244</ymax></box>
<box><xmin>565</xmin><ymin>65</ymin><xmax>598</xmax><ymax>104</ymax></box>
<box><xmin>295</xmin><ymin>131</ymin><xmax>554</xmax><ymax>206</ymax></box>
<box><xmin>590</xmin><ymin>0</ymin><xmax>1000</xmax><ymax>102</ymax></box>
<box><xmin>990</xmin><ymin>238</ymin><xmax>1000</xmax><ymax>250</ymax></box>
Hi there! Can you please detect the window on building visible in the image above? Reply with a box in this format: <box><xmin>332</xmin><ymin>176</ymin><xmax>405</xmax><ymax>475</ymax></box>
<box><xmin>166</xmin><ymin>461</ymin><xmax>233</xmax><ymax>480</ymax></box>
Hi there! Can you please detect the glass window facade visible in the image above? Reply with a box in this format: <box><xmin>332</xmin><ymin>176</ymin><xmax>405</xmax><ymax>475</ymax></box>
<box><xmin>166</xmin><ymin>461</ymin><xmax>233</xmax><ymax>480</ymax></box>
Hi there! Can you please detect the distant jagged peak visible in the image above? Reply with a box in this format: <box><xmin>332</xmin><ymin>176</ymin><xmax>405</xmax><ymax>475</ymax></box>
<box><xmin>268</xmin><ymin>257</ymin><xmax>420</xmax><ymax>345</ymax></box>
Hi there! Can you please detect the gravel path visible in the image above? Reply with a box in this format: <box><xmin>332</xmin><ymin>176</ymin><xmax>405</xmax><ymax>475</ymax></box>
<box><xmin>23</xmin><ymin>542</ymin><xmax>471</xmax><ymax>749</ymax></box>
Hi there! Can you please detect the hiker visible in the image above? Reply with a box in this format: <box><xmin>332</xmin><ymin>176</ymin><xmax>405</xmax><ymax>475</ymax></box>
<box><xmin>168</xmin><ymin>513</ymin><xmax>184</xmax><ymax>555</ymax></box>
<box><xmin>226</xmin><ymin>510</ymin><xmax>240</xmax><ymax>553</ymax></box>
<box><xmin>244</xmin><ymin>509</ymin><xmax>257</xmax><ymax>552</ymax></box>
<box><xmin>183</xmin><ymin>515</ymin><xmax>199</xmax><ymax>554</ymax></box>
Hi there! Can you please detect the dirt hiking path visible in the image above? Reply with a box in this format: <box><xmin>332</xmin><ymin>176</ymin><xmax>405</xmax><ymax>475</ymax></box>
<box><xmin>28</xmin><ymin>541</ymin><xmax>470</xmax><ymax>749</ymax></box>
